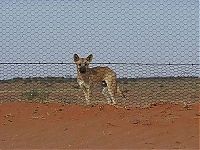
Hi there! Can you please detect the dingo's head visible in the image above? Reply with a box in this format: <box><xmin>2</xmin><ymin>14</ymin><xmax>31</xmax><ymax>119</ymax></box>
<box><xmin>74</xmin><ymin>54</ymin><xmax>93</xmax><ymax>74</ymax></box>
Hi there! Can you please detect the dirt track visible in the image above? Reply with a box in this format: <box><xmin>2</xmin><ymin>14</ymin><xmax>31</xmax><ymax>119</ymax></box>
<box><xmin>0</xmin><ymin>102</ymin><xmax>199</xmax><ymax>149</ymax></box>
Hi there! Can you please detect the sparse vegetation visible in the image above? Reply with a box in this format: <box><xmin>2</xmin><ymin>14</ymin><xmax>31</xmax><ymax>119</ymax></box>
<box><xmin>22</xmin><ymin>89</ymin><xmax>50</xmax><ymax>103</ymax></box>
<box><xmin>0</xmin><ymin>77</ymin><xmax>199</xmax><ymax>107</ymax></box>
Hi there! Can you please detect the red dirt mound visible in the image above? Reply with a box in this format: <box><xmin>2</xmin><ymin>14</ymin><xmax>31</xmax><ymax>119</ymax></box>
<box><xmin>0</xmin><ymin>102</ymin><xmax>199</xmax><ymax>149</ymax></box>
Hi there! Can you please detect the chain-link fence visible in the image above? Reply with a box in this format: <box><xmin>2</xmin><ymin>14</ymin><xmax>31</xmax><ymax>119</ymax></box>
<box><xmin>0</xmin><ymin>0</ymin><xmax>199</xmax><ymax>108</ymax></box>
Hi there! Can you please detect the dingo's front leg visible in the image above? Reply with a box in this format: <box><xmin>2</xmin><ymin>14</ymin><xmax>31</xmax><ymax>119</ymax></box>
<box><xmin>81</xmin><ymin>85</ymin><xmax>90</xmax><ymax>105</ymax></box>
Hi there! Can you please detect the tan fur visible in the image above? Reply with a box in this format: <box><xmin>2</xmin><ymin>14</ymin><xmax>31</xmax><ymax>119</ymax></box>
<box><xmin>74</xmin><ymin>54</ymin><xmax>125</xmax><ymax>105</ymax></box>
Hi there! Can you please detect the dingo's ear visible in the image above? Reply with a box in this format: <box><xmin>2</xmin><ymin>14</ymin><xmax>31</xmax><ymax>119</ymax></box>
<box><xmin>86</xmin><ymin>54</ymin><xmax>93</xmax><ymax>62</ymax></box>
<box><xmin>74</xmin><ymin>54</ymin><xmax>79</xmax><ymax>62</ymax></box>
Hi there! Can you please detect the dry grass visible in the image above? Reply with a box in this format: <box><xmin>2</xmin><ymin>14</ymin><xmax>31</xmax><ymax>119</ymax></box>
<box><xmin>0</xmin><ymin>77</ymin><xmax>199</xmax><ymax>108</ymax></box>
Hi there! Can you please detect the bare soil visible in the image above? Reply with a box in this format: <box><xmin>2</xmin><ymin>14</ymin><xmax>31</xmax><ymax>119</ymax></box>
<box><xmin>0</xmin><ymin>102</ymin><xmax>199</xmax><ymax>149</ymax></box>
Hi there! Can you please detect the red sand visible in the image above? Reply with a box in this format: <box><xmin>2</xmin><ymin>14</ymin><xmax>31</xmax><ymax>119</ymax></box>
<box><xmin>0</xmin><ymin>102</ymin><xmax>199</xmax><ymax>149</ymax></box>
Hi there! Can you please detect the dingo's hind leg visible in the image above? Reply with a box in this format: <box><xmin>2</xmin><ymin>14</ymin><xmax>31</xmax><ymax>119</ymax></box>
<box><xmin>102</xmin><ymin>87</ymin><xmax>112</xmax><ymax>104</ymax></box>
<box><xmin>105</xmin><ymin>79</ymin><xmax>117</xmax><ymax>105</ymax></box>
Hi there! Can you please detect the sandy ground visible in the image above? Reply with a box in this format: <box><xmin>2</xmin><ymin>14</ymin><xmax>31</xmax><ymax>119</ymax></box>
<box><xmin>0</xmin><ymin>102</ymin><xmax>199</xmax><ymax>149</ymax></box>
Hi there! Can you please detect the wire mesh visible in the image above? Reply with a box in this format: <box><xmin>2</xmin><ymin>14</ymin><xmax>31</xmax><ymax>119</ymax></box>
<box><xmin>0</xmin><ymin>0</ymin><xmax>199</xmax><ymax>108</ymax></box>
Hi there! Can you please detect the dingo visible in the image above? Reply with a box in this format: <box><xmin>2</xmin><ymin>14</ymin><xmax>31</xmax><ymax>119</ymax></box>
<box><xmin>74</xmin><ymin>54</ymin><xmax>125</xmax><ymax>105</ymax></box>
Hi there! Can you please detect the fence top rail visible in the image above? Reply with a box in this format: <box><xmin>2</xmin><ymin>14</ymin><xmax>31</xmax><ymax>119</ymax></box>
<box><xmin>0</xmin><ymin>62</ymin><xmax>199</xmax><ymax>66</ymax></box>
